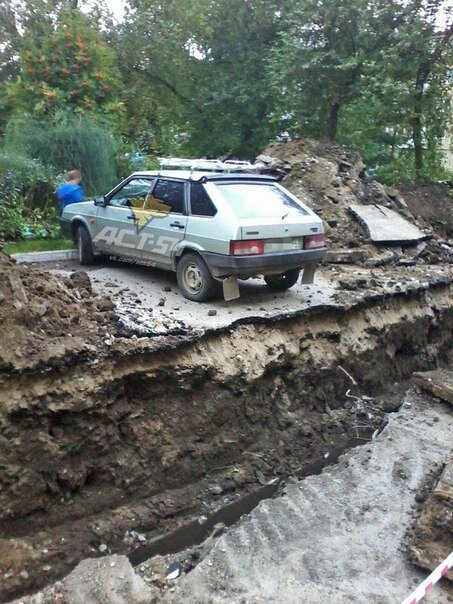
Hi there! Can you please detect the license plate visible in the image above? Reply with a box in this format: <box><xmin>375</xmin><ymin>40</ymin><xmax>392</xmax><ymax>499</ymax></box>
<box><xmin>264</xmin><ymin>238</ymin><xmax>303</xmax><ymax>253</ymax></box>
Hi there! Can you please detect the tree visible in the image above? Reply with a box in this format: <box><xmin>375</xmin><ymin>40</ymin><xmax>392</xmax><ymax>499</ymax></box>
<box><xmin>408</xmin><ymin>25</ymin><xmax>452</xmax><ymax>177</ymax></box>
<box><xmin>267</xmin><ymin>0</ymin><xmax>428</xmax><ymax>141</ymax></box>
<box><xmin>0</xmin><ymin>1</ymin><xmax>21</xmax><ymax>83</ymax></box>
<box><xmin>3</xmin><ymin>4</ymin><xmax>124</xmax><ymax>121</ymax></box>
<box><xmin>117</xmin><ymin>0</ymin><xmax>289</xmax><ymax>158</ymax></box>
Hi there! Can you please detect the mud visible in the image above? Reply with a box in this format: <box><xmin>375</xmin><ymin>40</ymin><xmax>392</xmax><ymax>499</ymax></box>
<box><xmin>0</xmin><ymin>248</ymin><xmax>115</xmax><ymax>372</ymax></box>
<box><xmin>397</xmin><ymin>181</ymin><xmax>453</xmax><ymax>238</ymax></box>
<box><xmin>256</xmin><ymin>139</ymin><xmax>452</xmax><ymax>265</ymax></box>
<box><xmin>167</xmin><ymin>390</ymin><xmax>453</xmax><ymax>604</ymax></box>
<box><xmin>0</xmin><ymin>269</ymin><xmax>452</xmax><ymax>601</ymax></box>
<box><xmin>408</xmin><ymin>452</ymin><xmax>453</xmax><ymax>580</ymax></box>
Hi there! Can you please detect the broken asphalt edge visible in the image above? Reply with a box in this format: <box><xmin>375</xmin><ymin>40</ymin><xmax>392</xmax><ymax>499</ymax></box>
<box><xmin>1</xmin><ymin>271</ymin><xmax>451</xmax><ymax>378</ymax></box>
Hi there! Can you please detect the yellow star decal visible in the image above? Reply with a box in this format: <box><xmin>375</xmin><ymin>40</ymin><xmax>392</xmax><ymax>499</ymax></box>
<box><xmin>129</xmin><ymin>196</ymin><xmax>171</xmax><ymax>232</ymax></box>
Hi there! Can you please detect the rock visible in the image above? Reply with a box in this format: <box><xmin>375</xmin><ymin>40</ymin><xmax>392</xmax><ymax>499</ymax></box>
<box><xmin>412</xmin><ymin>369</ymin><xmax>453</xmax><ymax>405</ymax></box>
<box><xmin>255</xmin><ymin>154</ymin><xmax>291</xmax><ymax>178</ymax></box>
<box><xmin>348</xmin><ymin>204</ymin><xmax>425</xmax><ymax>244</ymax></box>
<box><xmin>8</xmin><ymin>274</ymin><xmax>28</xmax><ymax>303</ymax></box>
<box><xmin>70</xmin><ymin>271</ymin><xmax>92</xmax><ymax>293</ymax></box>
<box><xmin>158</xmin><ymin>298</ymin><xmax>166</xmax><ymax>307</ymax></box>
<box><xmin>166</xmin><ymin>561</ymin><xmax>181</xmax><ymax>580</ymax></box>
<box><xmin>325</xmin><ymin>249</ymin><xmax>367</xmax><ymax>264</ymax></box>
<box><xmin>62</xmin><ymin>554</ymin><xmax>157</xmax><ymax>603</ymax></box>
<box><xmin>208</xmin><ymin>309</ymin><xmax>217</xmax><ymax>316</ymax></box>
<box><xmin>163</xmin><ymin>286</ymin><xmax>172</xmax><ymax>292</ymax></box>
<box><xmin>408</xmin><ymin>454</ymin><xmax>453</xmax><ymax>580</ymax></box>
<box><xmin>97</xmin><ymin>298</ymin><xmax>115</xmax><ymax>312</ymax></box>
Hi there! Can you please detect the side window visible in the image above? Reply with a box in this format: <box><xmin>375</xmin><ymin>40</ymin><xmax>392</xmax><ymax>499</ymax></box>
<box><xmin>149</xmin><ymin>179</ymin><xmax>185</xmax><ymax>214</ymax></box>
<box><xmin>190</xmin><ymin>183</ymin><xmax>217</xmax><ymax>217</ymax></box>
<box><xmin>109</xmin><ymin>178</ymin><xmax>154</xmax><ymax>208</ymax></box>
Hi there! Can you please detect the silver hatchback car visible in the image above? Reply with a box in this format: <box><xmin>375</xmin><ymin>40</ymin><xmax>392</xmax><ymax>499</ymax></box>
<box><xmin>61</xmin><ymin>164</ymin><xmax>326</xmax><ymax>301</ymax></box>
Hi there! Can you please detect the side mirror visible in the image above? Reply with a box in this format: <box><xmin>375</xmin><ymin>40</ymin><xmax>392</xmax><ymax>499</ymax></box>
<box><xmin>94</xmin><ymin>196</ymin><xmax>108</xmax><ymax>207</ymax></box>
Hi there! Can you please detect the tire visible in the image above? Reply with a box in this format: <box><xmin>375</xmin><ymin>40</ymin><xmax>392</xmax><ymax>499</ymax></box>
<box><xmin>76</xmin><ymin>225</ymin><xmax>95</xmax><ymax>265</ymax></box>
<box><xmin>176</xmin><ymin>252</ymin><xmax>219</xmax><ymax>302</ymax></box>
<box><xmin>264</xmin><ymin>268</ymin><xmax>300</xmax><ymax>291</ymax></box>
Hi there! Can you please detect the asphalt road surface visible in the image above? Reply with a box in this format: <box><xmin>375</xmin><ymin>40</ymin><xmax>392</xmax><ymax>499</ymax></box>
<box><xmin>42</xmin><ymin>257</ymin><xmax>338</xmax><ymax>332</ymax></box>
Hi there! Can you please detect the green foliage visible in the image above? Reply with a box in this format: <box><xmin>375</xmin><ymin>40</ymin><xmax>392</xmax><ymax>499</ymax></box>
<box><xmin>0</xmin><ymin>0</ymin><xmax>451</xmax><ymax>184</ymax></box>
<box><xmin>0</xmin><ymin>151</ymin><xmax>59</xmax><ymax>240</ymax></box>
<box><xmin>119</xmin><ymin>0</ymin><xmax>287</xmax><ymax>158</ymax></box>
<box><xmin>0</xmin><ymin>150</ymin><xmax>56</xmax><ymax>206</ymax></box>
<box><xmin>4</xmin><ymin>237</ymin><xmax>72</xmax><ymax>254</ymax></box>
<box><xmin>5</xmin><ymin>112</ymin><xmax>118</xmax><ymax>195</ymax></box>
<box><xmin>4</xmin><ymin>6</ymin><xmax>124</xmax><ymax>122</ymax></box>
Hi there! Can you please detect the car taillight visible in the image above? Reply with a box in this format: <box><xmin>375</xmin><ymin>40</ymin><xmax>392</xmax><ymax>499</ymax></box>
<box><xmin>304</xmin><ymin>234</ymin><xmax>325</xmax><ymax>249</ymax></box>
<box><xmin>230</xmin><ymin>240</ymin><xmax>264</xmax><ymax>255</ymax></box>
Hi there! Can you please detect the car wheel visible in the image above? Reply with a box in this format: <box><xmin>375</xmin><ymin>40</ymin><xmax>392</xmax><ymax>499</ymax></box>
<box><xmin>264</xmin><ymin>269</ymin><xmax>300</xmax><ymax>291</ymax></box>
<box><xmin>176</xmin><ymin>252</ymin><xmax>219</xmax><ymax>302</ymax></box>
<box><xmin>76</xmin><ymin>225</ymin><xmax>95</xmax><ymax>265</ymax></box>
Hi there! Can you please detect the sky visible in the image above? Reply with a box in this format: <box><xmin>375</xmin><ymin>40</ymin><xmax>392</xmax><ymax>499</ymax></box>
<box><xmin>104</xmin><ymin>0</ymin><xmax>451</xmax><ymax>26</ymax></box>
<box><xmin>105</xmin><ymin>0</ymin><xmax>126</xmax><ymax>21</ymax></box>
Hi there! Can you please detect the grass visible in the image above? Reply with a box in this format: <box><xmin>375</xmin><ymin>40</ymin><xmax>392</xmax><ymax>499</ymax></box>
<box><xmin>4</xmin><ymin>238</ymin><xmax>74</xmax><ymax>254</ymax></box>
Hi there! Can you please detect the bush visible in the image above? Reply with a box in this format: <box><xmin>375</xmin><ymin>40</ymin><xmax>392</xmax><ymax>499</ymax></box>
<box><xmin>5</xmin><ymin>112</ymin><xmax>119</xmax><ymax>196</ymax></box>
<box><xmin>0</xmin><ymin>151</ymin><xmax>56</xmax><ymax>208</ymax></box>
<box><xmin>0</xmin><ymin>198</ymin><xmax>26</xmax><ymax>241</ymax></box>
<box><xmin>0</xmin><ymin>152</ymin><xmax>60</xmax><ymax>240</ymax></box>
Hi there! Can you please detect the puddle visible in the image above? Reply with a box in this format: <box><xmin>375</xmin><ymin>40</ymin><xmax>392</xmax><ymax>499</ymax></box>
<box><xmin>128</xmin><ymin>478</ymin><xmax>280</xmax><ymax>565</ymax></box>
<box><xmin>128</xmin><ymin>428</ymin><xmax>384</xmax><ymax>567</ymax></box>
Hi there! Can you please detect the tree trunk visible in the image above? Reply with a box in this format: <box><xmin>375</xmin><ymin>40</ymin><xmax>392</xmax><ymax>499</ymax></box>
<box><xmin>327</xmin><ymin>101</ymin><xmax>340</xmax><ymax>141</ymax></box>
<box><xmin>412</xmin><ymin>62</ymin><xmax>429</xmax><ymax>179</ymax></box>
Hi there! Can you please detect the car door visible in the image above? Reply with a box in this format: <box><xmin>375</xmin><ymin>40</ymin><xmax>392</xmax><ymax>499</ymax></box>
<box><xmin>139</xmin><ymin>178</ymin><xmax>187</xmax><ymax>268</ymax></box>
<box><xmin>92</xmin><ymin>177</ymin><xmax>155</xmax><ymax>258</ymax></box>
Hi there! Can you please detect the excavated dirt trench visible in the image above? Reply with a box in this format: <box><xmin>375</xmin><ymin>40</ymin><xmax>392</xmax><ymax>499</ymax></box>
<box><xmin>0</xmin><ymin>279</ymin><xmax>452</xmax><ymax>602</ymax></box>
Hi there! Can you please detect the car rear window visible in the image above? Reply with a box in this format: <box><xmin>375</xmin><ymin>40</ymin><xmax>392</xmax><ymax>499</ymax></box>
<box><xmin>190</xmin><ymin>183</ymin><xmax>217</xmax><ymax>217</ymax></box>
<box><xmin>214</xmin><ymin>183</ymin><xmax>309</xmax><ymax>219</ymax></box>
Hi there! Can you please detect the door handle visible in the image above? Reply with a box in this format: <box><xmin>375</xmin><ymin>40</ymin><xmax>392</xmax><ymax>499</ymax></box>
<box><xmin>170</xmin><ymin>222</ymin><xmax>185</xmax><ymax>229</ymax></box>
<box><xmin>127</xmin><ymin>215</ymin><xmax>136</xmax><ymax>220</ymax></box>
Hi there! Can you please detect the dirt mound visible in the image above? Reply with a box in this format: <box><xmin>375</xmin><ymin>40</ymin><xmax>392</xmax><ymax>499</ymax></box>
<box><xmin>409</xmin><ymin>453</ymin><xmax>453</xmax><ymax>581</ymax></box>
<box><xmin>255</xmin><ymin>139</ymin><xmax>452</xmax><ymax>264</ymax></box>
<box><xmin>0</xmin><ymin>247</ymin><xmax>115</xmax><ymax>371</ymax></box>
<box><xmin>398</xmin><ymin>181</ymin><xmax>453</xmax><ymax>238</ymax></box>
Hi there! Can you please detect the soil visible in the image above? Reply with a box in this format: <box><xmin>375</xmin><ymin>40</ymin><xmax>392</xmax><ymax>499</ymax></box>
<box><xmin>9</xmin><ymin>388</ymin><xmax>453</xmax><ymax>604</ymax></box>
<box><xmin>256</xmin><ymin>139</ymin><xmax>452</xmax><ymax>265</ymax></box>
<box><xmin>0</xmin><ymin>140</ymin><xmax>452</xmax><ymax>603</ymax></box>
<box><xmin>398</xmin><ymin>181</ymin><xmax>453</xmax><ymax>238</ymax></box>
<box><xmin>0</xmin><ymin>248</ymin><xmax>115</xmax><ymax>372</ymax></box>
<box><xmin>0</xmin><ymin>266</ymin><xmax>451</xmax><ymax>601</ymax></box>
<box><xmin>167</xmin><ymin>390</ymin><xmax>453</xmax><ymax>604</ymax></box>
<box><xmin>408</xmin><ymin>452</ymin><xmax>453</xmax><ymax>581</ymax></box>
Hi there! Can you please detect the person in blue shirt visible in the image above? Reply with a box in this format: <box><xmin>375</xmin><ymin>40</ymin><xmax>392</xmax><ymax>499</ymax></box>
<box><xmin>57</xmin><ymin>170</ymin><xmax>85</xmax><ymax>212</ymax></box>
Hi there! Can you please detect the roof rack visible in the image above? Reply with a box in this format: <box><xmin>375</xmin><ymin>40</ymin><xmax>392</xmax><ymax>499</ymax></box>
<box><xmin>157</xmin><ymin>157</ymin><xmax>258</xmax><ymax>174</ymax></box>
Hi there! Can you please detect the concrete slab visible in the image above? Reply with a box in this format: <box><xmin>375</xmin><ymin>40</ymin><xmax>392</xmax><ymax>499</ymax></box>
<box><xmin>12</xmin><ymin>249</ymin><xmax>76</xmax><ymax>263</ymax></box>
<box><xmin>37</xmin><ymin>258</ymin><xmax>338</xmax><ymax>334</ymax></box>
<box><xmin>170</xmin><ymin>392</ymin><xmax>453</xmax><ymax>603</ymax></box>
<box><xmin>28</xmin><ymin>258</ymin><xmax>448</xmax><ymax>337</ymax></box>
<box><xmin>413</xmin><ymin>369</ymin><xmax>453</xmax><ymax>405</ymax></box>
<box><xmin>349</xmin><ymin>204</ymin><xmax>425</xmax><ymax>244</ymax></box>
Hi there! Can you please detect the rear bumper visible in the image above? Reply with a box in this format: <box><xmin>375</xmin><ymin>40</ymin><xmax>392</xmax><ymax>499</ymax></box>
<box><xmin>201</xmin><ymin>247</ymin><xmax>327</xmax><ymax>278</ymax></box>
